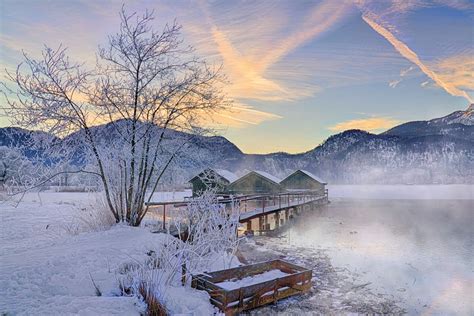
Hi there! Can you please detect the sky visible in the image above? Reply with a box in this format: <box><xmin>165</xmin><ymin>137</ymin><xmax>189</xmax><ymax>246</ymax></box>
<box><xmin>0</xmin><ymin>0</ymin><xmax>473</xmax><ymax>153</ymax></box>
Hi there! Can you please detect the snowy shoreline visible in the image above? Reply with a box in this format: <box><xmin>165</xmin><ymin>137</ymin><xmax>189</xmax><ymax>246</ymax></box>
<box><xmin>328</xmin><ymin>184</ymin><xmax>474</xmax><ymax>200</ymax></box>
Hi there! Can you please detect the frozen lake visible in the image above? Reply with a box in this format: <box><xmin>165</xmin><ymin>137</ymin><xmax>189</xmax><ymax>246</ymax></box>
<box><xmin>286</xmin><ymin>185</ymin><xmax>473</xmax><ymax>315</ymax></box>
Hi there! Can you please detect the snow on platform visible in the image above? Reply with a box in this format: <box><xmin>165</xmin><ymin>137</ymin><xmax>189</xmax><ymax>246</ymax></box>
<box><xmin>216</xmin><ymin>269</ymin><xmax>289</xmax><ymax>291</ymax></box>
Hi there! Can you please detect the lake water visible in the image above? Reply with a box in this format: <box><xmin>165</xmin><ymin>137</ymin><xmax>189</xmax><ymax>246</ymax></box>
<box><xmin>286</xmin><ymin>186</ymin><xmax>473</xmax><ymax>315</ymax></box>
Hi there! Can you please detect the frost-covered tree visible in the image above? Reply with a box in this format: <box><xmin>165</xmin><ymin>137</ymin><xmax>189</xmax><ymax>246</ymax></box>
<box><xmin>160</xmin><ymin>190</ymin><xmax>240</xmax><ymax>285</ymax></box>
<box><xmin>1</xmin><ymin>7</ymin><xmax>229</xmax><ymax>225</ymax></box>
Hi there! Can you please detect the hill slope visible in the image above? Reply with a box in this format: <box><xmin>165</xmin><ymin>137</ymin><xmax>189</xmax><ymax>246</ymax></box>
<box><xmin>1</xmin><ymin>105</ymin><xmax>473</xmax><ymax>184</ymax></box>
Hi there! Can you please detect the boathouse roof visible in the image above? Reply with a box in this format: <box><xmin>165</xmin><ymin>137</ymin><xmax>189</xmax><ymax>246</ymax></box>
<box><xmin>281</xmin><ymin>169</ymin><xmax>327</xmax><ymax>185</ymax></box>
<box><xmin>214</xmin><ymin>169</ymin><xmax>239</xmax><ymax>183</ymax></box>
<box><xmin>250</xmin><ymin>170</ymin><xmax>282</xmax><ymax>185</ymax></box>
<box><xmin>298</xmin><ymin>170</ymin><xmax>327</xmax><ymax>184</ymax></box>
<box><xmin>189</xmin><ymin>168</ymin><xmax>238</xmax><ymax>183</ymax></box>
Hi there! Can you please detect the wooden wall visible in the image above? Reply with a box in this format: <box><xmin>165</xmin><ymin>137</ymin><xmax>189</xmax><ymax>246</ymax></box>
<box><xmin>280</xmin><ymin>171</ymin><xmax>325</xmax><ymax>191</ymax></box>
<box><xmin>227</xmin><ymin>172</ymin><xmax>281</xmax><ymax>194</ymax></box>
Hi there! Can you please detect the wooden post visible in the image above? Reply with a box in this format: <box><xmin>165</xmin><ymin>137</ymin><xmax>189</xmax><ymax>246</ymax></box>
<box><xmin>262</xmin><ymin>196</ymin><xmax>265</xmax><ymax>213</ymax></box>
<box><xmin>273</xmin><ymin>279</ymin><xmax>279</xmax><ymax>303</ymax></box>
<box><xmin>162</xmin><ymin>204</ymin><xmax>166</xmax><ymax>230</ymax></box>
<box><xmin>246</xmin><ymin>220</ymin><xmax>252</xmax><ymax>231</ymax></box>
<box><xmin>259</xmin><ymin>216</ymin><xmax>264</xmax><ymax>232</ymax></box>
<box><xmin>275</xmin><ymin>211</ymin><xmax>280</xmax><ymax>228</ymax></box>
<box><xmin>285</xmin><ymin>208</ymin><xmax>289</xmax><ymax>221</ymax></box>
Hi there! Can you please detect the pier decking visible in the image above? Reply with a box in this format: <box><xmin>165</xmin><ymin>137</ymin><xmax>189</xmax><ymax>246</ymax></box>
<box><xmin>238</xmin><ymin>194</ymin><xmax>327</xmax><ymax>222</ymax></box>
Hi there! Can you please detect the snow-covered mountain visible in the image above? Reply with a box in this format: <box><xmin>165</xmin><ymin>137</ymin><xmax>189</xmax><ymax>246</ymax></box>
<box><xmin>430</xmin><ymin>103</ymin><xmax>473</xmax><ymax>126</ymax></box>
<box><xmin>224</xmin><ymin>105</ymin><xmax>474</xmax><ymax>183</ymax></box>
<box><xmin>382</xmin><ymin>104</ymin><xmax>473</xmax><ymax>139</ymax></box>
<box><xmin>1</xmin><ymin>105</ymin><xmax>473</xmax><ymax>184</ymax></box>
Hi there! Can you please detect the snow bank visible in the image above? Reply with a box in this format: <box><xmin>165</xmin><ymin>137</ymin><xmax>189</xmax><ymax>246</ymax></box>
<box><xmin>0</xmin><ymin>224</ymin><xmax>158</xmax><ymax>314</ymax></box>
<box><xmin>0</xmin><ymin>192</ymin><xmax>222</xmax><ymax>315</ymax></box>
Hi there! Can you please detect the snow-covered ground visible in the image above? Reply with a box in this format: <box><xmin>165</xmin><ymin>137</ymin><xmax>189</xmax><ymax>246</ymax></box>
<box><xmin>0</xmin><ymin>192</ymin><xmax>226</xmax><ymax>315</ymax></box>
<box><xmin>2</xmin><ymin>185</ymin><xmax>471</xmax><ymax>315</ymax></box>
<box><xmin>147</xmin><ymin>189</ymin><xmax>192</xmax><ymax>203</ymax></box>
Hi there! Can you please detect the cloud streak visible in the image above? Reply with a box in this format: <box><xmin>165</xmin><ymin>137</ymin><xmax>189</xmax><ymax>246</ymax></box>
<box><xmin>212</xmin><ymin>104</ymin><xmax>282</xmax><ymax>128</ymax></box>
<box><xmin>329</xmin><ymin>116</ymin><xmax>401</xmax><ymax>132</ymax></box>
<box><xmin>362</xmin><ymin>14</ymin><xmax>473</xmax><ymax>103</ymax></box>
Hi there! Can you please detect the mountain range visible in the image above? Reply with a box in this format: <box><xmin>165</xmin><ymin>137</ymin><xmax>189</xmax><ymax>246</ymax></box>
<box><xmin>1</xmin><ymin>104</ymin><xmax>473</xmax><ymax>184</ymax></box>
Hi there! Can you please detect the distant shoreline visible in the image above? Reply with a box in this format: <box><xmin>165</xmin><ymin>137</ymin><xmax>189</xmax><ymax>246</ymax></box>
<box><xmin>327</xmin><ymin>184</ymin><xmax>474</xmax><ymax>200</ymax></box>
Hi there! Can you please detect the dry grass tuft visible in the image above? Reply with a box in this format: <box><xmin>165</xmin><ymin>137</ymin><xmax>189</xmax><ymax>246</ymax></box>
<box><xmin>138</xmin><ymin>282</ymin><xmax>167</xmax><ymax>316</ymax></box>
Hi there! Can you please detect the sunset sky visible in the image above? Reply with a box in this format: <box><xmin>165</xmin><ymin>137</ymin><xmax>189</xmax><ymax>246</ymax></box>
<box><xmin>1</xmin><ymin>0</ymin><xmax>473</xmax><ymax>153</ymax></box>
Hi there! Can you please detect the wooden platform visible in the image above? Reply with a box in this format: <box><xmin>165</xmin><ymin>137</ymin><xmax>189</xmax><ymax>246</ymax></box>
<box><xmin>191</xmin><ymin>260</ymin><xmax>312</xmax><ymax>315</ymax></box>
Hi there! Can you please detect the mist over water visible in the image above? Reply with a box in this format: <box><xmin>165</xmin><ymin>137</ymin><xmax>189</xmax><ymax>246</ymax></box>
<box><xmin>286</xmin><ymin>186</ymin><xmax>473</xmax><ymax>315</ymax></box>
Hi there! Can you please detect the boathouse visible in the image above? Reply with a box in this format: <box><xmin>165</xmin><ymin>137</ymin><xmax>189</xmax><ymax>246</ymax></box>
<box><xmin>227</xmin><ymin>170</ymin><xmax>282</xmax><ymax>194</ymax></box>
<box><xmin>188</xmin><ymin>168</ymin><xmax>238</xmax><ymax>196</ymax></box>
<box><xmin>280</xmin><ymin>169</ymin><xmax>327</xmax><ymax>193</ymax></box>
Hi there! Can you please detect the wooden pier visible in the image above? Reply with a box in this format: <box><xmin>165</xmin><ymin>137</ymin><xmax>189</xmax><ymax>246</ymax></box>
<box><xmin>146</xmin><ymin>189</ymin><xmax>328</xmax><ymax>234</ymax></box>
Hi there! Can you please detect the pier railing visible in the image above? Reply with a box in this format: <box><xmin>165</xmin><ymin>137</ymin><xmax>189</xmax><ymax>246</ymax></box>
<box><xmin>146</xmin><ymin>189</ymin><xmax>328</xmax><ymax>230</ymax></box>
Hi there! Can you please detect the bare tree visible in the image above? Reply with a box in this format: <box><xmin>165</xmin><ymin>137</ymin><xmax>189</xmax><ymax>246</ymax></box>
<box><xmin>2</xmin><ymin>7</ymin><xmax>229</xmax><ymax>226</ymax></box>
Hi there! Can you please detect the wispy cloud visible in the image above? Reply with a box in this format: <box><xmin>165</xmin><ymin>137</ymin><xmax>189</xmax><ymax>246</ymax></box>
<box><xmin>212</xmin><ymin>104</ymin><xmax>282</xmax><ymax>128</ymax></box>
<box><xmin>356</xmin><ymin>0</ymin><xmax>473</xmax><ymax>17</ymax></box>
<box><xmin>400</xmin><ymin>65</ymin><xmax>415</xmax><ymax>77</ymax></box>
<box><xmin>210</xmin><ymin>26</ymin><xmax>290</xmax><ymax>101</ymax></box>
<box><xmin>389</xmin><ymin>79</ymin><xmax>402</xmax><ymax>88</ymax></box>
<box><xmin>431</xmin><ymin>53</ymin><xmax>474</xmax><ymax>92</ymax></box>
<box><xmin>389</xmin><ymin>65</ymin><xmax>415</xmax><ymax>87</ymax></box>
<box><xmin>362</xmin><ymin>14</ymin><xmax>473</xmax><ymax>103</ymax></box>
<box><xmin>204</xmin><ymin>1</ymin><xmax>352</xmax><ymax>102</ymax></box>
<box><xmin>421</xmin><ymin>80</ymin><xmax>431</xmax><ymax>88</ymax></box>
<box><xmin>329</xmin><ymin>116</ymin><xmax>401</xmax><ymax>132</ymax></box>
<box><xmin>258</xmin><ymin>1</ymin><xmax>351</xmax><ymax>72</ymax></box>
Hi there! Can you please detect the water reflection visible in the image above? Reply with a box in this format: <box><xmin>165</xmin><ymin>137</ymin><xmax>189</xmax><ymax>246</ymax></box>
<box><xmin>286</xmin><ymin>198</ymin><xmax>473</xmax><ymax>315</ymax></box>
